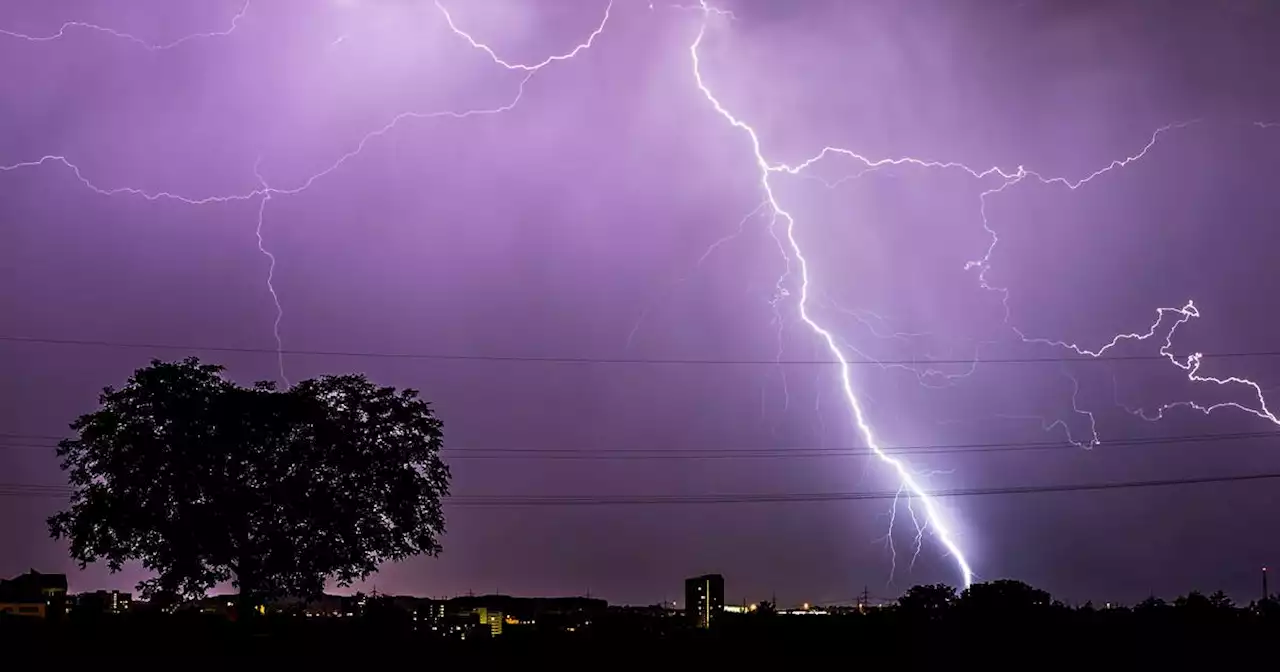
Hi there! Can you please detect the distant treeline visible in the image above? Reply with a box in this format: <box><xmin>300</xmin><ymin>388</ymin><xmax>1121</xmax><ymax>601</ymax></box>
<box><xmin>3</xmin><ymin>580</ymin><xmax>1279</xmax><ymax>662</ymax></box>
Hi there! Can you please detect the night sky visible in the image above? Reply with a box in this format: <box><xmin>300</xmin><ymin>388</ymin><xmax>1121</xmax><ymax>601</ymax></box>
<box><xmin>3</xmin><ymin>0</ymin><xmax>1280</xmax><ymax>607</ymax></box>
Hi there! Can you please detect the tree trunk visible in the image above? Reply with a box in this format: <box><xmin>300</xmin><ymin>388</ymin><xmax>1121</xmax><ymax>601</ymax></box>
<box><xmin>236</xmin><ymin>556</ymin><xmax>258</xmax><ymax>626</ymax></box>
<box><xmin>237</xmin><ymin>583</ymin><xmax>253</xmax><ymax>620</ymax></box>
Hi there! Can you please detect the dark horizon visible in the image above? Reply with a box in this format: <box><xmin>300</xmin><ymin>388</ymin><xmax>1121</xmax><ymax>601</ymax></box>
<box><xmin>4</xmin><ymin>0</ymin><xmax>1280</xmax><ymax>607</ymax></box>
<box><xmin>24</xmin><ymin>575</ymin><xmax>1277</xmax><ymax>613</ymax></box>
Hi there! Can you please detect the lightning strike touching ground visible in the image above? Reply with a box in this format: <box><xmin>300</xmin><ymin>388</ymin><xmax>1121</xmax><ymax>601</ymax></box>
<box><xmin>0</xmin><ymin>1</ymin><xmax>251</xmax><ymax>50</ymax></box>
<box><xmin>252</xmin><ymin>160</ymin><xmax>288</xmax><ymax>387</ymax></box>
<box><xmin>687</xmin><ymin>2</ymin><xmax>1273</xmax><ymax>587</ymax></box>
<box><xmin>690</xmin><ymin>2</ymin><xmax>975</xmax><ymax>588</ymax></box>
<box><xmin>4</xmin><ymin>0</ymin><xmax>1278</xmax><ymax>595</ymax></box>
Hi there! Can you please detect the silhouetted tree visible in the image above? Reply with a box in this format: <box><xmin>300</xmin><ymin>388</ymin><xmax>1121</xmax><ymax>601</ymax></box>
<box><xmin>959</xmin><ymin>579</ymin><xmax>1051</xmax><ymax>613</ymax></box>
<box><xmin>1174</xmin><ymin>590</ymin><xmax>1238</xmax><ymax>622</ymax></box>
<box><xmin>898</xmin><ymin>583</ymin><xmax>957</xmax><ymax>614</ymax></box>
<box><xmin>363</xmin><ymin>594</ymin><xmax>409</xmax><ymax>628</ymax></box>
<box><xmin>755</xmin><ymin>600</ymin><xmax>776</xmax><ymax>615</ymax></box>
<box><xmin>1174</xmin><ymin>590</ymin><xmax>1212</xmax><ymax>611</ymax></box>
<box><xmin>48</xmin><ymin>358</ymin><xmax>451</xmax><ymax>609</ymax></box>
<box><xmin>1134</xmin><ymin>596</ymin><xmax>1168</xmax><ymax>613</ymax></box>
<box><xmin>1255</xmin><ymin>597</ymin><xmax>1280</xmax><ymax>619</ymax></box>
<box><xmin>1207</xmin><ymin>590</ymin><xmax>1234</xmax><ymax>610</ymax></box>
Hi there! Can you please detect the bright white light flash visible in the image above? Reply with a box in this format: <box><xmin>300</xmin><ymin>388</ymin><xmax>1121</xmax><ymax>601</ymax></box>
<box><xmin>2</xmin><ymin>0</ymin><xmax>1277</xmax><ymax>589</ymax></box>
<box><xmin>690</xmin><ymin>1</ymin><xmax>975</xmax><ymax>588</ymax></box>
<box><xmin>687</xmin><ymin>2</ymin><xmax>1280</xmax><ymax>587</ymax></box>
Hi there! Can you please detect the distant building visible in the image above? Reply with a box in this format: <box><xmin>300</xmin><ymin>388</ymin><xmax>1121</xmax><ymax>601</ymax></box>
<box><xmin>780</xmin><ymin>605</ymin><xmax>829</xmax><ymax>615</ymax></box>
<box><xmin>285</xmin><ymin>594</ymin><xmax>343</xmax><ymax>617</ymax></box>
<box><xmin>0</xmin><ymin>570</ymin><xmax>68</xmax><ymax>618</ymax></box>
<box><xmin>443</xmin><ymin>594</ymin><xmax>603</xmax><ymax>633</ymax></box>
<box><xmin>74</xmin><ymin>590</ymin><xmax>132</xmax><ymax>614</ymax></box>
<box><xmin>474</xmin><ymin>607</ymin><xmax>503</xmax><ymax>636</ymax></box>
<box><xmin>416</xmin><ymin>600</ymin><xmax>446</xmax><ymax>624</ymax></box>
<box><xmin>685</xmin><ymin>574</ymin><xmax>724</xmax><ymax>629</ymax></box>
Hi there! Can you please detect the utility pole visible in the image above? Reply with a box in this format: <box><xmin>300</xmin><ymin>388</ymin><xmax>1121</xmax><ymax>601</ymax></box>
<box><xmin>858</xmin><ymin>585</ymin><xmax>871</xmax><ymax>613</ymax></box>
<box><xmin>1264</xmin><ymin>566</ymin><xmax>1269</xmax><ymax>602</ymax></box>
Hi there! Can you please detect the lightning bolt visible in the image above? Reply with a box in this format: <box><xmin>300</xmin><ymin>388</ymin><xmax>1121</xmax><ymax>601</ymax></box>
<box><xmin>252</xmin><ymin>159</ymin><xmax>287</xmax><ymax>387</ymax></box>
<box><xmin>956</xmin><ymin>123</ymin><xmax>1280</xmax><ymax>443</ymax></box>
<box><xmin>2</xmin><ymin>0</ymin><xmax>611</xmax><ymax>201</ymax></box>
<box><xmin>653</xmin><ymin>3</ymin><xmax>740</xmax><ymax>21</ymax></box>
<box><xmin>434</xmin><ymin>0</ymin><xmax>612</xmax><ymax>73</ymax></box>
<box><xmin>963</xmin><ymin>122</ymin><xmax>1197</xmax><ymax>322</ymax></box>
<box><xmin>994</xmin><ymin>368</ymin><xmax>1101</xmax><ymax>448</ymax></box>
<box><xmin>687</xmin><ymin>3</ymin><xmax>1276</xmax><ymax>587</ymax></box>
<box><xmin>0</xmin><ymin>1</ymin><xmax>251</xmax><ymax>50</ymax></box>
<box><xmin>1027</xmin><ymin>301</ymin><xmax>1279</xmax><ymax>427</ymax></box>
<box><xmin>0</xmin><ymin>76</ymin><xmax>539</xmax><ymax>383</ymax></box>
<box><xmin>775</xmin><ymin>121</ymin><xmax>1194</xmax><ymax>333</ymax></box>
<box><xmin>689</xmin><ymin>2</ymin><xmax>975</xmax><ymax>587</ymax></box>
<box><xmin>4</xmin><ymin>0</ymin><xmax>1277</xmax><ymax>591</ymax></box>
<box><xmin>239</xmin><ymin>0</ymin><xmax>612</xmax><ymax>378</ymax></box>
<box><xmin>1</xmin><ymin>2</ymin><xmax>610</xmax><ymax>384</ymax></box>
<box><xmin>625</xmin><ymin>200</ymin><xmax>770</xmax><ymax>350</ymax></box>
<box><xmin>0</xmin><ymin>156</ymin><xmax>261</xmax><ymax>205</ymax></box>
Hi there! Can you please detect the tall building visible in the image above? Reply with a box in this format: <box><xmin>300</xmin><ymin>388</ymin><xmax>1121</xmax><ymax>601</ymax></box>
<box><xmin>684</xmin><ymin>574</ymin><xmax>724</xmax><ymax>629</ymax></box>
<box><xmin>0</xmin><ymin>570</ymin><xmax>68</xmax><ymax>618</ymax></box>
<box><xmin>473</xmin><ymin>607</ymin><xmax>504</xmax><ymax>636</ymax></box>
<box><xmin>74</xmin><ymin>590</ymin><xmax>132</xmax><ymax>615</ymax></box>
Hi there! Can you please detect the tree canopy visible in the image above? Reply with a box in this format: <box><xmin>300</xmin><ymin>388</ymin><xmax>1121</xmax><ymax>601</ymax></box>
<box><xmin>898</xmin><ymin>583</ymin><xmax>957</xmax><ymax>614</ymax></box>
<box><xmin>48</xmin><ymin>358</ymin><xmax>451</xmax><ymax>602</ymax></box>
<box><xmin>958</xmin><ymin>579</ymin><xmax>1052</xmax><ymax>612</ymax></box>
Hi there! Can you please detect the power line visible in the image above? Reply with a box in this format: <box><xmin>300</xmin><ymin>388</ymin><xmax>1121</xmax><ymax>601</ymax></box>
<box><xmin>2</xmin><ymin>333</ymin><xmax>1276</xmax><ymax>366</ymax></box>
<box><xmin>0</xmin><ymin>429</ymin><xmax>1275</xmax><ymax>459</ymax></box>
<box><xmin>0</xmin><ymin>484</ymin><xmax>67</xmax><ymax>493</ymax></box>
<box><xmin>436</xmin><ymin>430</ymin><xmax>1280</xmax><ymax>457</ymax></box>
<box><xmin>3</xmin><ymin>471</ymin><xmax>1279</xmax><ymax>504</ymax></box>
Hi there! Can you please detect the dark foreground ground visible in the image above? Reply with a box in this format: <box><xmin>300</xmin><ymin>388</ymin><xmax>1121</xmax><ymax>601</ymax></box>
<box><xmin>3</xmin><ymin>611</ymin><xmax>1278</xmax><ymax>663</ymax></box>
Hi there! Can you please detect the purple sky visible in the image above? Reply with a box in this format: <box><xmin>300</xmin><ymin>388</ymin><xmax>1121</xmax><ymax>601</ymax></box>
<box><xmin>3</xmin><ymin>0</ymin><xmax>1280</xmax><ymax>607</ymax></box>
